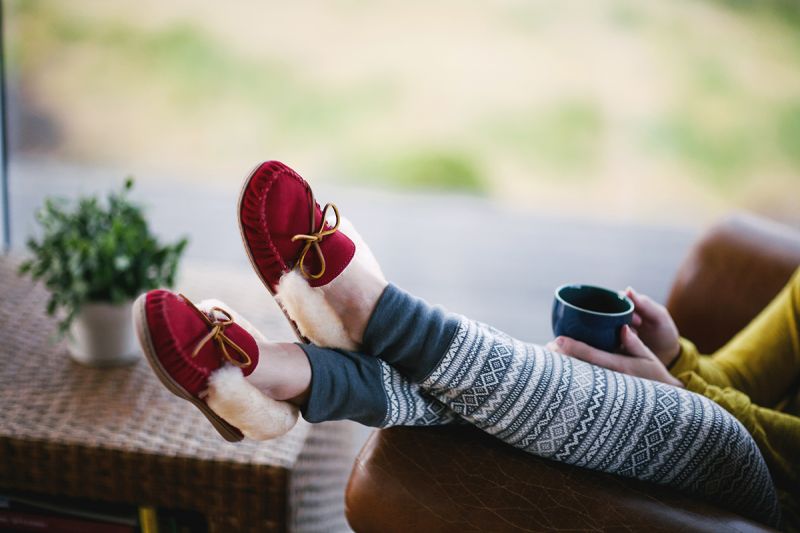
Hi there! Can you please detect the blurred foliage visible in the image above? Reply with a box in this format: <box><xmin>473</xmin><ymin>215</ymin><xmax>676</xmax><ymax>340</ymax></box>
<box><xmin>776</xmin><ymin>104</ymin><xmax>800</xmax><ymax>167</ymax></box>
<box><xmin>488</xmin><ymin>100</ymin><xmax>605</xmax><ymax>175</ymax></box>
<box><xmin>6</xmin><ymin>0</ymin><xmax>800</xmax><ymax>220</ymax></box>
<box><xmin>357</xmin><ymin>148</ymin><xmax>486</xmax><ymax>193</ymax></box>
<box><xmin>19</xmin><ymin>180</ymin><xmax>188</xmax><ymax>334</ymax></box>
<box><xmin>8</xmin><ymin>0</ymin><xmax>393</xmax><ymax>140</ymax></box>
<box><xmin>714</xmin><ymin>0</ymin><xmax>800</xmax><ymax>27</ymax></box>
<box><xmin>645</xmin><ymin>113</ymin><xmax>755</xmax><ymax>186</ymax></box>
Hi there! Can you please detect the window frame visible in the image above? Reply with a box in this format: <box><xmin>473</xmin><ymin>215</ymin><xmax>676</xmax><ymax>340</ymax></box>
<box><xmin>0</xmin><ymin>0</ymin><xmax>9</xmax><ymax>253</ymax></box>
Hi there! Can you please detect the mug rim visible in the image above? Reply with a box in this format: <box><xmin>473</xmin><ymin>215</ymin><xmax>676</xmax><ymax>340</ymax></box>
<box><xmin>554</xmin><ymin>283</ymin><xmax>634</xmax><ymax>317</ymax></box>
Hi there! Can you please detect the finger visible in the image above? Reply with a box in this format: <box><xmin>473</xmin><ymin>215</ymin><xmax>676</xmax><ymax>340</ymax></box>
<box><xmin>624</xmin><ymin>287</ymin><xmax>635</xmax><ymax>299</ymax></box>
<box><xmin>626</xmin><ymin>288</ymin><xmax>663</xmax><ymax>321</ymax></box>
<box><xmin>620</xmin><ymin>325</ymin><xmax>650</xmax><ymax>358</ymax></box>
<box><xmin>550</xmin><ymin>337</ymin><xmax>625</xmax><ymax>372</ymax></box>
<box><xmin>631</xmin><ymin>312</ymin><xmax>643</xmax><ymax>328</ymax></box>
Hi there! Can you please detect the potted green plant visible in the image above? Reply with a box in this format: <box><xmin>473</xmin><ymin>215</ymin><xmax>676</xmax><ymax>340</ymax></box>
<box><xmin>19</xmin><ymin>178</ymin><xmax>188</xmax><ymax>367</ymax></box>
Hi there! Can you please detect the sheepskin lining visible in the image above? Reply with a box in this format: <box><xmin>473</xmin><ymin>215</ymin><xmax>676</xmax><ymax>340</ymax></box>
<box><xmin>206</xmin><ymin>365</ymin><xmax>299</xmax><ymax>440</ymax></box>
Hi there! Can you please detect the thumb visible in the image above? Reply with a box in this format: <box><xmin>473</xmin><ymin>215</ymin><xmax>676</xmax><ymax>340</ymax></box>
<box><xmin>626</xmin><ymin>288</ymin><xmax>661</xmax><ymax>321</ymax></box>
<box><xmin>621</xmin><ymin>325</ymin><xmax>649</xmax><ymax>358</ymax></box>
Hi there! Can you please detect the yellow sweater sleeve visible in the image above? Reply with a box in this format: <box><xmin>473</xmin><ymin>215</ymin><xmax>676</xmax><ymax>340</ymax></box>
<box><xmin>669</xmin><ymin>268</ymin><xmax>800</xmax><ymax>407</ymax></box>
<box><xmin>676</xmin><ymin>370</ymin><xmax>800</xmax><ymax>495</ymax></box>
<box><xmin>669</xmin><ymin>337</ymin><xmax>736</xmax><ymax>388</ymax></box>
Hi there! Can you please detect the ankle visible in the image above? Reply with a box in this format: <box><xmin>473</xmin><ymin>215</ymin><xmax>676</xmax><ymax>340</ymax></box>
<box><xmin>323</xmin><ymin>264</ymin><xmax>388</xmax><ymax>346</ymax></box>
<box><xmin>246</xmin><ymin>342</ymin><xmax>311</xmax><ymax>405</ymax></box>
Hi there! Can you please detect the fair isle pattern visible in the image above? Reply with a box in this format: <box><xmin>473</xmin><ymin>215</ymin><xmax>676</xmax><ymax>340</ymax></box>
<box><xmin>421</xmin><ymin>319</ymin><xmax>781</xmax><ymax>526</ymax></box>
<box><xmin>378</xmin><ymin>361</ymin><xmax>456</xmax><ymax>427</ymax></box>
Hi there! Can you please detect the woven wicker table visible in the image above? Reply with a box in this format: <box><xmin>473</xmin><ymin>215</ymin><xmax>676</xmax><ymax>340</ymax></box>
<box><xmin>0</xmin><ymin>257</ymin><xmax>364</xmax><ymax>532</ymax></box>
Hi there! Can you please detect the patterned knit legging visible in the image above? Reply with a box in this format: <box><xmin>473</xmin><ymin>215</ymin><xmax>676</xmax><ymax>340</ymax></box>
<box><xmin>301</xmin><ymin>285</ymin><xmax>781</xmax><ymax>526</ymax></box>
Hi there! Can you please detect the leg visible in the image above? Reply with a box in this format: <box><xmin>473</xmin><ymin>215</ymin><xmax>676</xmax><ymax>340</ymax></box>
<box><xmin>261</xmin><ymin>221</ymin><xmax>781</xmax><ymax>523</ymax></box>
<box><xmin>235</xmin><ymin>162</ymin><xmax>779</xmax><ymax>522</ymax></box>
<box><xmin>300</xmin><ymin>344</ymin><xmax>457</xmax><ymax>428</ymax></box>
<box><xmin>700</xmin><ymin>267</ymin><xmax>800</xmax><ymax>407</ymax></box>
<box><xmin>359</xmin><ymin>285</ymin><xmax>781</xmax><ymax>526</ymax></box>
<box><xmin>136</xmin><ymin>290</ymin><xmax>456</xmax><ymax>445</ymax></box>
<box><xmin>202</xmin><ymin>299</ymin><xmax>456</xmax><ymax>429</ymax></box>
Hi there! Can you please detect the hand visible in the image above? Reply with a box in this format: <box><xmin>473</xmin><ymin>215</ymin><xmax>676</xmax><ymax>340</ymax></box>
<box><xmin>546</xmin><ymin>326</ymin><xmax>683</xmax><ymax>387</ymax></box>
<box><xmin>625</xmin><ymin>287</ymin><xmax>681</xmax><ymax>367</ymax></box>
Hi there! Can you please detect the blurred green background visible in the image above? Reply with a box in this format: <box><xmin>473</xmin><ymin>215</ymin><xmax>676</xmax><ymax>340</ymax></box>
<box><xmin>7</xmin><ymin>0</ymin><xmax>800</xmax><ymax>224</ymax></box>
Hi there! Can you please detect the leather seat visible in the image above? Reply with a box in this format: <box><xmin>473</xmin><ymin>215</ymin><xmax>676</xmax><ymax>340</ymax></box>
<box><xmin>345</xmin><ymin>213</ymin><xmax>800</xmax><ymax>532</ymax></box>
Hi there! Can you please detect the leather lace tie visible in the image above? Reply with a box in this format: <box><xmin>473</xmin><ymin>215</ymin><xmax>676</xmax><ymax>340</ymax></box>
<box><xmin>180</xmin><ymin>294</ymin><xmax>252</xmax><ymax>368</ymax></box>
<box><xmin>291</xmin><ymin>191</ymin><xmax>341</xmax><ymax>280</ymax></box>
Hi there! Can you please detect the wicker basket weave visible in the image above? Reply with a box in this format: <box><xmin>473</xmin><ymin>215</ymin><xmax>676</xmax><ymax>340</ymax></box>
<box><xmin>0</xmin><ymin>257</ymin><xmax>363</xmax><ymax>532</ymax></box>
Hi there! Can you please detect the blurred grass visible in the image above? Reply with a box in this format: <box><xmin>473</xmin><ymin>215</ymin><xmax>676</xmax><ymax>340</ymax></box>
<box><xmin>643</xmin><ymin>54</ymin><xmax>754</xmax><ymax>187</ymax></box>
<box><xmin>486</xmin><ymin>100</ymin><xmax>606</xmax><ymax>176</ymax></box>
<box><xmin>776</xmin><ymin>103</ymin><xmax>800</xmax><ymax>167</ymax></box>
<box><xmin>353</xmin><ymin>148</ymin><xmax>486</xmax><ymax>193</ymax></box>
<box><xmin>714</xmin><ymin>0</ymin><xmax>800</xmax><ymax>29</ymax></box>
<box><xmin>644</xmin><ymin>114</ymin><xmax>755</xmax><ymax>187</ymax></box>
<box><xmin>6</xmin><ymin>0</ymin><xmax>800</xmax><ymax>219</ymax></box>
<box><xmin>10</xmin><ymin>0</ymin><xmax>396</xmax><ymax>143</ymax></box>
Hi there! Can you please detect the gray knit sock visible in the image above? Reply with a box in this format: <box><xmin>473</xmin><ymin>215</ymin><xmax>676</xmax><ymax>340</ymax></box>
<box><xmin>299</xmin><ymin>344</ymin><xmax>456</xmax><ymax>428</ymax></box>
<box><xmin>362</xmin><ymin>284</ymin><xmax>781</xmax><ymax>527</ymax></box>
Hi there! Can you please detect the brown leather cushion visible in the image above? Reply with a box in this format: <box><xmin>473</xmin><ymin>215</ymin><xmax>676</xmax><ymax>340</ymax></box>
<box><xmin>346</xmin><ymin>213</ymin><xmax>799</xmax><ymax>532</ymax></box>
<box><xmin>346</xmin><ymin>425</ymin><xmax>776</xmax><ymax>533</ymax></box>
<box><xmin>667</xmin><ymin>213</ymin><xmax>800</xmax><ymax>353</ymax></box>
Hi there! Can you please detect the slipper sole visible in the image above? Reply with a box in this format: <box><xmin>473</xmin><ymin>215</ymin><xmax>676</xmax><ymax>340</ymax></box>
<box><xmin>133</xmin><ymin>294</ymin><xmax>244</xmax><ymax>443</ymax></box>
<box><xmin>237</xmin><ymin>162</ymin><xmax>308</xmax><ymax>344</ymax></box>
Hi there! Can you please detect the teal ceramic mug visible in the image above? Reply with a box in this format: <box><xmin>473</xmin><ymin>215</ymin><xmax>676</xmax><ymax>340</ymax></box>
<box><xmin>551</xmin><ymin>284</ymin><xmax>634</xmax><ymax>352</ymax></box>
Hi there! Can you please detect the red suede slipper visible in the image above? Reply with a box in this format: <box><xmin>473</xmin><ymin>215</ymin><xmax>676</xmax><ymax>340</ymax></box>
<box><xmin>133</xmin><ymin>290</ymin><xmax>259</xmax><ymax>442</ymax></box>
<box><xmin>238</xmin><ymin>161</ymin><xmax>355</xmax><ymax>339</ymax></box>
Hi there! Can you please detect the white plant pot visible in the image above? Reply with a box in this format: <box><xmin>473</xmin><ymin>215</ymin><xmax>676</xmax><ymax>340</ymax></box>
<box><xmin>67</xmin><ymin>300</ymin><xmax>140</xmax><ymax>367</ymax></box>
